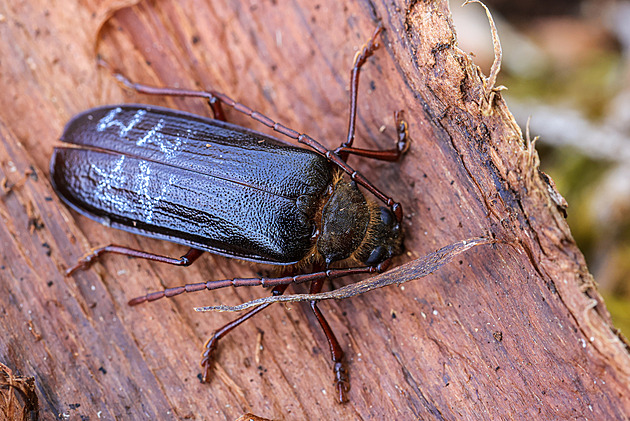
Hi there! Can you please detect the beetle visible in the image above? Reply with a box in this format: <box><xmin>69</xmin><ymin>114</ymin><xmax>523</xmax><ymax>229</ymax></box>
<box><xmin>50</xmin><ymin>24</ymin><xmax>409</xmax><ymax>403</ymax></box>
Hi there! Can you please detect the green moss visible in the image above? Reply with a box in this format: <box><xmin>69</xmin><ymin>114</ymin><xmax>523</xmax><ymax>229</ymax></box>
<box><xmin>602</xmin><ymin>293</ymin><xmax>630</xmax><ymax>341</ymax></box>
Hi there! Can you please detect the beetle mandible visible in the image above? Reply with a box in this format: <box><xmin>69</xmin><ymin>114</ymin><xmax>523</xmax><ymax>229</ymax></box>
<box><xmin>51</xmin><ymin>24</ymin><xmax>409</xmax><ymax>403</ymax></box>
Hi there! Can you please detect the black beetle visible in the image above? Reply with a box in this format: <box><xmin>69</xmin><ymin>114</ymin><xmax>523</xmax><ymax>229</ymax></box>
<box><xmin>51</xmin><ymin>24</ymin><xmax>409</xmax><ymax>403</ymax></box>
<box><xmin>51</xmin><ymin>105</ymin><xmax>403</xmax><ymax>271</ymax></box>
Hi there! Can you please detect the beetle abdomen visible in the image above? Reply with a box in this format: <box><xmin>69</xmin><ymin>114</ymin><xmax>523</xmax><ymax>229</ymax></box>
<box><xmin>51</xmin><ymin>105</ymin><xmax>334</xmax><ymax>264</ymax></box>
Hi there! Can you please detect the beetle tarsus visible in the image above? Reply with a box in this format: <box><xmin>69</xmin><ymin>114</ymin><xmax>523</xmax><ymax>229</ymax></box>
<box><xmin>65</xmin><ymin>247</ymin><xmax>105</xmax><ymax>276</ymax></box>
<box><xmin>65</xmin><ymin>258</ymin><xmax>91</xmax><ymax>277</ymax></box>
<box><xmin>331</xmin><ymin>108</ymin><xmax>411</xmax><ymax>162</ymax></box>
<box><xmin>200</xmin><ymin>337</ymin><xmax>218</xmax><ymax>383</ymax></box>
<box><xmin>334</xmin><ymin>362</ymin><xmax>350</xmax><ymax>403</ymax></box>
<box><xmin>395</xmin><ymin>110</ymin><xmax>411</xmax><ymax>155</ymax></box>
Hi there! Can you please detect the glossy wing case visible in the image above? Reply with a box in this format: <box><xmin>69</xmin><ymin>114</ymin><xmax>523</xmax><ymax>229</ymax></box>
<box><xmin>50</xmin><ymin>105</ymin><xmax>333</xmax><ymax>264</ymax></box>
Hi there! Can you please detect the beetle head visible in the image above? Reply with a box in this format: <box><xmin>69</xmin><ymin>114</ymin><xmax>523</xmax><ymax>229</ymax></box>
<box><xmin>317</xmin><ymin>178</ymin><xmax>403</xmax><ymax>267</ymax></box>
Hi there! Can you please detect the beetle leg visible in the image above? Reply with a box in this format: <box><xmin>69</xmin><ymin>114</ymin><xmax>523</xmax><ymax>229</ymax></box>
<box><xmin>309</xmin><ymin>277</ymin><xmax>350</xmax><ymax>403</ymax></box>
<box><xmin>200</xmin><ymin>284</ymin><xmax>289</xmax><ymax>382</ymax></box>
<box><xmin>65</xmin><ymin>246</ymin><xmax>203</xmax><ymax>276</ymax></box>
<box><xmin>342</xmin><ymin>22</ymin><xmax>384</xmax><ymax>156</ymax></box>
<box><xmin>105</xmin><ymin>68</ymin><xmax>311</xmax><ymax>143</ymax></box>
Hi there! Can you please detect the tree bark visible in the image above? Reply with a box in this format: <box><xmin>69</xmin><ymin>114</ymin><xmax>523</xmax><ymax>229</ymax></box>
<box><xmin>0</xmin><ymin>0</ymin><xmax>628</xmax><ymax>419</ymax></box>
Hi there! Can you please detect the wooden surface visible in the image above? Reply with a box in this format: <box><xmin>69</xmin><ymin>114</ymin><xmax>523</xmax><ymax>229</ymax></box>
<box><xmin>1</xmin><ymin>0</ymin><xmax>629</xmax><ymax>419</ymax></box>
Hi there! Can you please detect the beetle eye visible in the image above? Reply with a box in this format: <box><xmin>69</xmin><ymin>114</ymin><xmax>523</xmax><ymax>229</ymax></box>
<box><xmin>365</xmin><ymin>245</ymin><xmax>389</xmax><ymax>266</ymax></box>
<box><xmin>380</xmin><ymin>207</ymin><xmax>395</xmax><ymax>227</ymax></box>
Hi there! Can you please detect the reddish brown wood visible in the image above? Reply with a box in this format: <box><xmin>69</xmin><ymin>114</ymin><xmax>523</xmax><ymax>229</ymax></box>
<box><xmin>0</xmin><ymin>0</ymin><xmax>629</xmax><ymax>419</ymax></box>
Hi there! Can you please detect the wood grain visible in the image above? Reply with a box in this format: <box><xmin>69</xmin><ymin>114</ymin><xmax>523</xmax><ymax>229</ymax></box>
<box><xmin>1</xmin><ymin>0</ymin><xmax>629</xmax><ymax>419</ymax></box>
